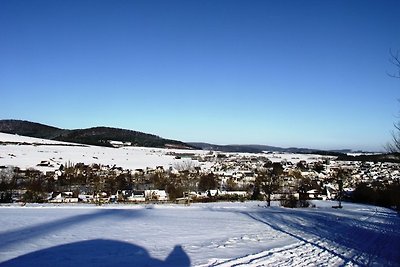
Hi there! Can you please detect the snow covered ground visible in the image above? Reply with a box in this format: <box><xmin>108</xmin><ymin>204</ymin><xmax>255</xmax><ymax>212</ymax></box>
<box><xmin>1</xmin><ymin>132</ymin><xmax>399</xmax><ymax>266</ymax></box>
<box><xmin>0</xmin><ymin>201</ymin><xmax>399</xmax><ymax>266</ymax></box>
<box><xmin>0</xmin><ymin>132</ymin><xmax>330</xmax><ymax>173</ymax></box>
<box><xmin>0</xmin><ymin>132</ymin><xmax>211</xmax><ymax>172</ymax></box>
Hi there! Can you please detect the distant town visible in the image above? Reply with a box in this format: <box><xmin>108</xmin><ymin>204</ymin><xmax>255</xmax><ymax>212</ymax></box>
<box><xmin>1</xmin><ymin>148</ymin><xmax>399</xmax><ymax>211</ymax></box>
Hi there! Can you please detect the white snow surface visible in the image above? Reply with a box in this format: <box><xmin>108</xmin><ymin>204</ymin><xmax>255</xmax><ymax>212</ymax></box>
<box><xmin>1</xmin><ymin>132</ymin><xmax>399</xmax><ymax>266</ymax></box>
<box><xmin>0</xmin><ymin>132</ymin><xmax>73</xmax><ymax>145</ymax></box>
<box><xmin>0</xmin><ymin>201</ymin><xmax>399</xmax><ymax>267</ymax></box>
<box><xmin>0</xmin><ymin>132</ymin><xmax>330</xmax><ymax>173</ymax></box>
<box><xmin>0</xmin><ymin>132</ymin><xmax>210</xmax><ymax>172</ymax></box>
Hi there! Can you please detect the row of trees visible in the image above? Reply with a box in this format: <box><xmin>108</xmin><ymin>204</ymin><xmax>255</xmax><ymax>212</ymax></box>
<box><xmin>0</xmin><ymin>164</ymin><xmax>222</xmax><ymax>203</ymax></box>
<box><xmin>0</xmin><ymin>161</ymin><xmax>320</xmax><ymax>203</ymax></box>
<box><xmin>2</xmin><ymin>161</ymin><xmax>398</xmax><ymax>210</ymax></box>
<box><xmin>352</xmin><ymin>182</ymin><xmax>400</xmax><ymax>211</ymax></box>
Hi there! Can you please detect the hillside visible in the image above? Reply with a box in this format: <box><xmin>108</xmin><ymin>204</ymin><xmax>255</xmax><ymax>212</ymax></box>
<box><xmin>188</xmin><ymin>143</ymin><xmax>265</xmax><ymax>153</ymax></box>
<box><xmin>336</xmin><ymin>152</ymin><xmax>400</xmax><ymax>163</ymax></box>
<box><xmin>0</xmin><ymin>120</ymin><xmax>195</xmax><ymax>149</ymax></box>
<box><xmin>53</xmin><ymin>126</ymin><xmax>194</xmax><ymax>148</ymax></box>
<box><xmin>0</xmin><ymin>120</ymin><xmax>67</xmax><ymax>139</ymax></box>
<box><xmin>189</xmin><ymin>142</ymin><xmax>349</xmax><ymax>156</ymax></box>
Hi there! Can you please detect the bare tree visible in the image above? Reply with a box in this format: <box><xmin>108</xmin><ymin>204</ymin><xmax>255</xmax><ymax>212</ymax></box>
<box><xmin>386</xmin><ymin>120</ymin><xmax>400</xmax><ymax>153</ymax></box>
<box><xmin>387</xmin><ymin>49</ymin><xmax>400</xmax><ymax>153</ymax></box>
<box><xmin>332</xmin><ymin>168</ymin><xmax>351</xmax><ymax>208</ymax></box>
<box><xmin>174</xmin><ymin>160</ymin><xmax>197</xmax><ymax>172</ymax></box>
<box><xmin>388</xmin><ymin>49</ymin><xmax>400</xmax><ymax>78</ymax></box>
<box><xmin>173</xmin><ymin>160</ymin><xmax>199</xmax><ymax>204</ymax></box>
<box><xmin>258</xmin><ymin>162</ymin><xmax>283</xmax><ymax>207</ymax></box>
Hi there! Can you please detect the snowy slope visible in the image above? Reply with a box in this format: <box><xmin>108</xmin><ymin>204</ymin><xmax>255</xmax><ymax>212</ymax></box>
<box><xmin>0</xmin><ymin>132</ymin><xmax>210</xmax><ymax>172</ymax></box>
<box><xmin>0</xmin><ymin>201</ymin><xmax>399</xmax><ymax>266</ymax></box>
<box><xmin>0</xmin><ymin>132</ymin><xmax>331</xmax><ymax>173</ymax></box>
<box><xmin>0</xmin><ymin>132</ymin><xmax>72</xmax><ymax>145</ymax></box>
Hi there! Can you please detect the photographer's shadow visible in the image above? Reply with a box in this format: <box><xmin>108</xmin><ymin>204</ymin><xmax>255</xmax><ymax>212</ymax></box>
<box><xmin>0</xmin><ymin>239</ymin><xmax>190</xmax><ymax>267</ymax></box>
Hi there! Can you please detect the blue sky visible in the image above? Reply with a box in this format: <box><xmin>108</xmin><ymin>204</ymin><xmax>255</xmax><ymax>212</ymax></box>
<box><xmin>1</xmin><ymin>0</ymin><xmax>399</xmax><ymax>151</ymax></box>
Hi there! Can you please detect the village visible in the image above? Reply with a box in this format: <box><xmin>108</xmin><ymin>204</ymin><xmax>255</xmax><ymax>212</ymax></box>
<box><xmin>1</xmin><ymin>150</ymin><xmax>399</xmax><ymax>209</ymax></box>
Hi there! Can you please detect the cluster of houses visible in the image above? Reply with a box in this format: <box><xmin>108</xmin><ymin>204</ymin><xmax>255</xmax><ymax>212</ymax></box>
<box><xmin>193</xmin><ymin>152</ymin><xmax>400</xmax><ymax>200</ymax></box>
<box><xmin>1</xmin><ymin>151</ymin><xmax>399</xmax><ymax>204</ymax></box>
<box><xmin>47</xmin><ymin>189</ymin><xmax>168</xmax><ymax>204</ymax></box>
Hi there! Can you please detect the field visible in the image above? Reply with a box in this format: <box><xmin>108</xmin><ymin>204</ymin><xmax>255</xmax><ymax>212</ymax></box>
<box><xmin>0</xmin><ymin>132</ymin><xmax>327</xmax><ymax>173</ymax></box>
<box><xmin>0</xmin><ymin>201</ymin><xmax>399</xmax><ymax>266</ymax></box>
<box><xmin>1</xmin><ymin>132</ymin><xmax>399</xmax><ymax>266</ymax></box>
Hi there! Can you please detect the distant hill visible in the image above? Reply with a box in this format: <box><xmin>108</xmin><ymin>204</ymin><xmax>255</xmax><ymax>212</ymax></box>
<box><xmin>3</xmin><ymin>120</ymin><xmax>389</xmax><ymax>159</ymax></box>
<box><xmin>0</xmin><ymin>120</ymin><xmax>196</xmax><ymax>149</ymax></box>
<box><xmin>0</xmin><ymin>120</ymin><xmax>67</xmax><ymax>139</ymax></box>
<box><xmin>336</xmin><ymin>153</ymin><xmax>400</xmax><ymax>163</ymax></box>
<box><xmin>188</xmin><ymin>143</ymin><xmax>264</xmax><ymax>153</ymax></box>
<box><xmin>189</xmin><ymin>142</ymin><xmax>400</xmax><ymax>162</ymax></box>
<box><xmin>189</xmin><ymin>142</ymin><xmax>347</xmax><ymax>156</ymax></box>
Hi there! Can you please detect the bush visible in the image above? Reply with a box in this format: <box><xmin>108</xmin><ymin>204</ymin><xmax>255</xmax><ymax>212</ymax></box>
<box><xmin>165</xmin><ymin>183</ymin><xmax>184</xmax><ymax>201</ymax></box>
<box><xmin>298</xmin><ymin>199</ymin><xmax>311</xmax><ymax>208</ymax></box>
<box><xmin>280</xmin><ymin>194</ymin><xmax>298</xmax><ymax>208</ymax></box>
<box><xmin>22</xmin><ymin>190</ymin><xmax>45</xmax><ymax>203</ymax></box>
<box><xmin>352</xmin><ymin>182</ymin><xmax>400</xmax><ymax>211</ymax></box>
<box><xmin>217</xmin><ymin>194</ymin><xmax>248</xmax><ymax>202</ymax></box>
<box><xmin>0</xmin><ymin>192</ymin><xmax>12</xmax><ymax>203</ymax></box>
<box><xmin>280</xmin><ymin>194</ymin><xmax>311</xmax><ymax>208</ymax></box>
<box><xmin>251</xmin><ymin>186</ymin><xmax>264</xmax><ymax>200</ymax></box>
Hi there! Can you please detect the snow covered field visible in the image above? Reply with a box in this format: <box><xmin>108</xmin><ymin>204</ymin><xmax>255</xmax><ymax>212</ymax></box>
<box><xmin>1</xmin><ymin>132</ymin><xmax>399</xmax><ymax>266</ymax></box>
<box><xmin>0</xmin><ymin>201</ymin><xmax>399</xmax><ymax>266</ymax></box>
<box><xmin>0</xmin><ymin>132</ymin><xmax>212</xmax><ymax>172</ymax></box>
<box><xmin>0</xmin><ymin>132</ymin><xmax>330</xmax><ymax>173</ymax></box>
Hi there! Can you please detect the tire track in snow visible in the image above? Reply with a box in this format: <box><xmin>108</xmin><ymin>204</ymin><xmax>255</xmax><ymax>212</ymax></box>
<box><xmin>342</xmin><ymin>207</ymin><xmax>400</xmax><ymax>266</ymax></box>
<box><xmin>201</xmin><ymin>240</ymin><xmax>343</xmax><ymax>267</ymax></box>
<box><xmin>242</xmin><ymin>211</ymin><xmax>354</xmax><ymax>265</ymax></box>
<box><xmin>201</xmin><ymin>206</ymin><xmax>400</xmax><ymax>267</ymax></box>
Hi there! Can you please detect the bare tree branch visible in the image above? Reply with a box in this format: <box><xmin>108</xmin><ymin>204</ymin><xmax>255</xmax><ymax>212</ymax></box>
<box><xmin>386</xmin><ymin>48</ymin><xmax>400</xmax><ymax>154</ymax></box>
<box><xmin>388</xmin><ymin>49</ymin><xmax>400</xmax><ymax>78</ymax></box>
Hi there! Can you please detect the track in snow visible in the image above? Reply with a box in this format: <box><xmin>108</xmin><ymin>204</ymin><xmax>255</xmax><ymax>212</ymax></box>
<box><xmin>198</xmin><ymin>204</ymin><xmax>400</xmax><ymax>267</ymax></box>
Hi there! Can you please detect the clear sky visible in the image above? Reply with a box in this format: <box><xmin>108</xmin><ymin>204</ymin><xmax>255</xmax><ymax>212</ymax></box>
<box><xmin>1</xmin><ymin>0</ymin><xmax>399</xmax><ymax>151</ymax></box>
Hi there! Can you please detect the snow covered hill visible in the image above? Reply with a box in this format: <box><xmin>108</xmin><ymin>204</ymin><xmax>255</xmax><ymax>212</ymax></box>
<box><xmin>0</xmin><ymin>132</ymin><xmax>325</xmax><ymax>173</ymax></box>
<box><xmin>0</xmin><ymin>201</ymin><xmax>399</xmax><ymax>266</ymax></box>
<box><xmin>0</xmin><ymin>132</ymin><xmax>209</xmax><ymax>172</ymax></box>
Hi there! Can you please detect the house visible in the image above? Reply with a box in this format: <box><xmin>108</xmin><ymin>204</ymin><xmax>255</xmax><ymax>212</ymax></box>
<box><xmin>109</xmin><ymin>140</ymin><xmax>124</xmax><ymax>148</ymax></box>
<box><xmin>78</xmin><ymin>194</ymin><xmax>94</xmax><ymax>203</ymax></box>
<box><xmin>134</xmin><ymin>169</ymin><xmax>145</xmax><ymax>176</ymax></box>
<box><xmin>219</xmin><ymin>191</ymin><xmax>248</xmax><ymax>197</ymax></box>
<box><xmin>206</xmin><ymin>189</ymin><xmax>220</xmax><ymax>197</ymax></box>
<box><xmin>118</xmin><ymin>190</ymin><xmax>146</xmax><ymax>202</ymax></box>
<box><xmin>145</xmin><ymin>190</ymin><xmax>168</xmax><ymax>201</ymax></box>
<box><xmin>306</xmin><ymin>189</ymin><xmax>322</xmax><ymax>199</ymax></box>
<box><xmin>156</xmin><ymin>166</ymin><xmax>164</xmax><ymax>173</ymax></box>
<box><xmin>109</xmin><ymin>195</ymin><xmax>117</xmax><ymax>203</ymax></box>
<box><xmin>37</xmin><ymin>161</ymin><xmax>53</xmax><ymax>167</ymax></box>
<box><xmin>49</xmin><ymin>192</ymin><xmax>79</xmax><ymax>203</ymax></box>
<box><xmin>146</xmin><ymin>167</ymin><xmax>155</xmax><ymax>175</ymax></box>
<box><xmin>93</xmin><ymin>192</ymin><xmax>110</xmax><ymax>203</ymax></box>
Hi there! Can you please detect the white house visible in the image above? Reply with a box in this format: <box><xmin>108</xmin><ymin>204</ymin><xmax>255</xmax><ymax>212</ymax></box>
<box><xmin>145</xmin><ymin>190</ymin><xmax>168</xmax><ymax>201</ymax></box>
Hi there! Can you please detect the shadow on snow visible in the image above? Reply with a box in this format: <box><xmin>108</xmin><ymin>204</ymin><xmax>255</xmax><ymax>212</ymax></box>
<box><xmin>0</xmin><ymin>239</ymin><xmax>190</xmax><ymax>267</ymax></box>
<box><xmin>239</xmin><ymin>206</ymin><xmax>400</xmax><ymax>266</ymax></box>
<box><xmin>0</xmin><ymin>209</ymin><xmax>143</xmax><ymax>250</ymax></box>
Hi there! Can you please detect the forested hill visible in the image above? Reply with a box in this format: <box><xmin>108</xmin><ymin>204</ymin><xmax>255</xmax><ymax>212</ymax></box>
<box><xmin>0</xmin><ymin>120</ymin><xmax>67</xmax><ymax>139</ymax></box>
<box><xmin>336</xmin><ymin>153</ymin><xmax>400</xmax><ymax>163</ymax></box>
<box><xmin>0</xmin><ymin>120</ymin><xmax>195</xmax><ymax>149</ymax></box>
